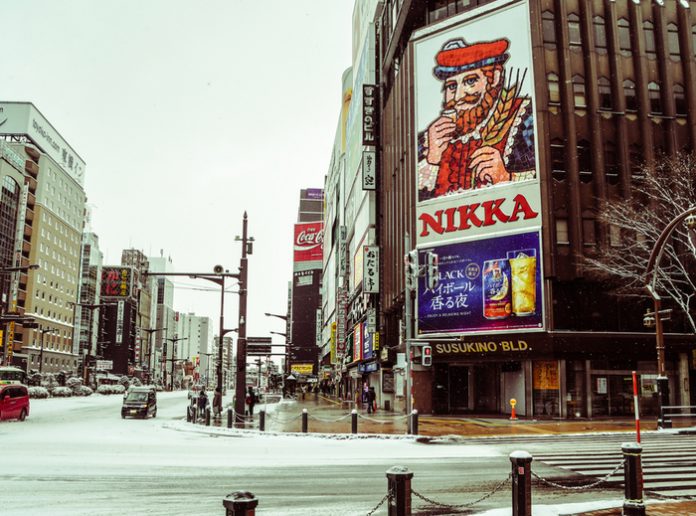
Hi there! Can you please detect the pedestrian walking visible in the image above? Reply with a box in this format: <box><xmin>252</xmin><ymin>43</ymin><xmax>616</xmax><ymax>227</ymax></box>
<box><xmin>213</xmin><ymin>387</ymin><xmax>222</xmax><ymax>419</ymax></box>
<box><xmin>197</xmin><ymin>389</ymin><xmax>208</xmax><ymax>420</ymax></box>
<box><xmin>367</xmin><ymin>386</ymin><xmax>377</xmax><ymax>414</ymax></box>
<box><xmin>246</xmin><ymin>386</ymin><xmax>256</xmax><ymax>416</ymax></box>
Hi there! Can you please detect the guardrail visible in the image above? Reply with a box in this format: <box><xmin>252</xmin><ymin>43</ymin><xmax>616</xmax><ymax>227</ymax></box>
<box><xmin>660</xmin><ymin>405</ymin><xmax>696</xmax><ymax>429</ymax></box>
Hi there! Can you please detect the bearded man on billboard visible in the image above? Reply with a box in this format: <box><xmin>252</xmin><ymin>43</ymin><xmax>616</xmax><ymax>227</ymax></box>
<box><xmin>418</xmin><ymin>38</ymin><xmax>536</xmax><ymax>200</ymax></box>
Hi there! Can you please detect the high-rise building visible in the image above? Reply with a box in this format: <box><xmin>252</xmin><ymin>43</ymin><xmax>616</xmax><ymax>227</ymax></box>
<box><xmin>74</xmin><ymin>231</ymin><xmax>103</xmax><ymax>380</ymax></box>
<box><xmin>148</xmin><ymin>253</ymin><xmax>176</xmax><ymax>387</ymax></box>
<box><xmin>0</xmin><ymin>102</ymin><xmax>87</xmax><ymax>375</ymax></box>
<box><xmin>177</xmin><ymin>312</ymin><xmax>212</xmax><ymax>384</ymax></box>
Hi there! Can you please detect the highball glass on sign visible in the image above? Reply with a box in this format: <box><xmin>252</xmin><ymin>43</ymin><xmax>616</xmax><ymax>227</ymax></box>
<box><xmin>507</xmin><ymin>249</ymin><xmax>537</xmax><ymax>316</ymax></box>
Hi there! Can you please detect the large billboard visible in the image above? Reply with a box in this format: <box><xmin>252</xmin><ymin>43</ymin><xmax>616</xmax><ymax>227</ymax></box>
<box><xmin>418</xmin><ymin>231</ymin><xmax>543</xmax><ymax>335</ymax></box>
<box><xmin>413</xmin><ymin>0</ymin><xmax>543</xmax><ymax>335</ymax></box>
<box><xmin>100</xmin><ymin>267</ymin><xmax>133</xmax><ymax>298</ymax></box>
<box><xmin>293</xmin><ymin>222</ymin><xmax>324</xmax><ymax>263</ymax></box>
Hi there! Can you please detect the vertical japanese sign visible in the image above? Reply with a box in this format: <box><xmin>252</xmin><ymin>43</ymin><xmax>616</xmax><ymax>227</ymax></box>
<box><xmin>116</xmin><ymin>300</ymin><xmax>125</xmax><ymax>344</ymax></box>
<box><xmin>353</xmin><ymin>323</ymin><xmax>363</xmax><ymax>362</ymax></box>
<box><xmin>363</xmin><ymin>246</ymin><xmax>379</xmax><ymax>294</ymax></box>
<box><xmin>336</xmin><ymin>288</ymin><xmax>347</xmax><ymax>357</ymax></box>
<box><xmin>362</xmin><ymin>323</ymin><xmax>373</xmax><ymax>360</ymax></box>
<box><xmin>338</xmin><ymin>226</ymin><xmax>347</xmax><ymax>277</ymax></box>
<box><xmin>330</xmin><ymin>322</ymin><xmax>337</xmax><ymax>364</ymax></box>
<box><xmin>315</xmin><ymin>309</ymin><xmax>322</xmax><ymax>347</ymax></box>
<box><xmin>362</xmin><ymin>150</ymin><xmax>376</xmax><ymax>190</ymax></box>
<box><xmin>362</xmin><ymin>84</ymin><xmax>378</xmax><ymax>146</ymax></box>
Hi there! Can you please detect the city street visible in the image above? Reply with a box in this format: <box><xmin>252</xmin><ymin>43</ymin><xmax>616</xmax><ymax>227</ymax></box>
<box><xmin>0</xmin><ymin>391</ymin><xmax>649</xmax><ymax>516</ymax></box>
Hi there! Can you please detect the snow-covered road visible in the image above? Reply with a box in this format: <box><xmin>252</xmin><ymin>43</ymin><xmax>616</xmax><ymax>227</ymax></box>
<box><xmin>1</xmin><ymin>391</ymin><xmax>624</xmax><ymax>515</ymax></box>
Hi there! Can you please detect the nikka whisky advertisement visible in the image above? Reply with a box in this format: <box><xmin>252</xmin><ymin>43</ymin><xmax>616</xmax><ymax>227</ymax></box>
<box><xmin>417</xmin><ymin>231</ymin><xmax>543</xmax><ymax>335</ymax></box>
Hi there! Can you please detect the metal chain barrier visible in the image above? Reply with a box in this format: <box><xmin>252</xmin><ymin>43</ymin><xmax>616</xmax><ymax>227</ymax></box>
<box><xmin>411</xmin><ymin>473</ymin><xmax>511</xmax><ymax>510</ymax></box>
<box><xmin>531</xmin><ymin>460</ymin><xmax>625</xmax><ymax>491</ymax></box>
<box><xmin>265</xmin><ymin>412</ymin><xmax>303</xmax><ymax>423</ymax></box>
<box><xmin>309</xmin><ymin>413</ymin><xmax>353</xmax><ymax>423</ymax></box>
<box><xmin>357</xmin><ymin>414</ymin><xmax>401</xmax><ymax>424</ymax></box>
<box><xmin>366</xmin><ymin>489</ymin><xmax>392</xmax><ymax>516</ymax></box>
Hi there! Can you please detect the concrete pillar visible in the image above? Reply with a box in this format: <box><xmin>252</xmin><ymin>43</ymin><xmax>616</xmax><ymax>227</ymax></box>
<box><xmin>679</xmin><ymin>353</ymin><xmax>690</xmax><ymax>406</ymax></box>
<box><xmin>524</xmin><ymin>360</ymin><xmax>533</xmax><ymax>418</ymax></box>
<box><xmin>585</xmin><ymin>359</ymin><xmax>593</xmax><ymax>419</ymax></box>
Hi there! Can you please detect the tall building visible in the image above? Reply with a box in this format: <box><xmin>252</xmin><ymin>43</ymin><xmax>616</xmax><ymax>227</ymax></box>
<box><xmin>0</xmin><ymin>102</ymin><xmax>87</xmax><ymax>375</ymax></box>
<box><xmin>98</xmin><ymin>266</ymin><xmax>138</xmax><ymax>376</ymax></box>
<box><xmin>74</xmin><ymin>231</ymin><xmax>103</xmax><ymax>380</ymax></box>
<box><xmin>177</xmin><ymin>312</ymin><xmax>212</xmax><ymax>384</ymax></box>
<box><xmin>0</xmin><ymin>139</ymin><xmax>37</xmax><ymax>371</ymax></box>
<box><xmin>289</xmin><ymin>188</ymin><xmax>324</xmax><ymax>380</ymax></box>
<box><xmin>373</xmin><ymin>0</ymin><xmax>696</xmax><ymax>417</ymax></box>
<box><xmin>148</xmin><ymin>253</ymin><xmax>176</xmax><ymax>387</ymax></box>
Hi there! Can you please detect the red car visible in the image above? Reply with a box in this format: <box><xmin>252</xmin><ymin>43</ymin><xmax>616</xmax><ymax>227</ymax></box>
<box><xmin>0</xmin><ymin>383</ymin><xmax>30</xmax><ymax>421</ymax></box>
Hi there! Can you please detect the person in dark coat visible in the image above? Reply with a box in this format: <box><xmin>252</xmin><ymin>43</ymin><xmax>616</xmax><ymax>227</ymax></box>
<box><xmin>197</xmin><ymin>389</ymin><xmax>208</xmax><ymax>418</ymax></box>
<box><xmin>367</xmin><ymin>386</ymin><xmax>377</xmax><ymax>414</ymax></box>
<box><xmin>246</xmin><ymin>386</ymin><xmax>256</xmax><ymax>416</ymax></box>
<box><xmin>212</xmin><ymin>387</ymin><xmax>222</xmax><ymax>418</ymax></box>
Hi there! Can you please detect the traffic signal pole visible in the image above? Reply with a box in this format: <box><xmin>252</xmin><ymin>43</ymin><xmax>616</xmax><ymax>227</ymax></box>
<box><xmin>404</xmin><ymin>233</ymin><xmax>413</xmax><ymax>416</ymax></box>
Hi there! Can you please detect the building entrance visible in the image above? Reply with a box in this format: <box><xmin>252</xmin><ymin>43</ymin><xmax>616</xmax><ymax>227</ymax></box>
<box><xmin>449</xmin><ymin>366</ymin><xmax>469</xmax><ymax>411</ymax></box>
<box><xmin>434</xmin><ymin>363</ymin><xmax>504</xmax><ymax>414</ymax></box>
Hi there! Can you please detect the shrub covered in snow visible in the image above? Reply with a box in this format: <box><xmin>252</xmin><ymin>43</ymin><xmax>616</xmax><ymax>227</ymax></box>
<box><xmin>97</xmin><ymin>384</ymin><xmax>126</xmax><ymax>395</ymax></box>
<box><xmin>28</xmin><ymin>386</ymin><xmax>49</xmax><ymax>398</ymax></box>
<box><xmin>66</xmin><ymin>377</ymin><xmax>83</xmax><ymax>390</ymax></box>
<box><xmin>74</xmin><ymin>385</ymin><xmax>93</xmax><ymax>396</ymax></box>
<box><xmin>41</xmin><ymin>373</ymin><xmax>58</xmax><ymax>391</ymax></box>
<box><xmin>52</xmin><ymin>386</ymin><xmax>73</xmax><ymax>397</ymax></box>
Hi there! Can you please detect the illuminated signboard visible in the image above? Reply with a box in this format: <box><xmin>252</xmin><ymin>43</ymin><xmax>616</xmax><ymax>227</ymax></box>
<box><xmin>100</xmin><ymin>267</ymin><xmax>133</xmax><ymax>298</ymax></box>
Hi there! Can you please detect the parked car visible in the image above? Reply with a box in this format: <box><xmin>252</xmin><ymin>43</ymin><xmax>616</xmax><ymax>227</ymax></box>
<box><xmin>121</xmin><ymin>386</ymin><xmax>157</xmax><ymax>419</ymax></box>
<box><xmin>0</xmin><ymin>383</ymin><xmax>30</xmax><ymax>421</ymax></box>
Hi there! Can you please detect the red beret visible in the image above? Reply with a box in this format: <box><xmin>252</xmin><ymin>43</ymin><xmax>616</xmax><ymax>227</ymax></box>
<box><xmin>434</xmin><ymin>38</ymin><xmax>509</xmax><ymax>79</ymax></box>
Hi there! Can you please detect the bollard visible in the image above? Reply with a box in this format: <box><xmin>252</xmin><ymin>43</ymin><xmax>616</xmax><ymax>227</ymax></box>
<box><xmin>259</xmin><ymin>410</ymin><xmax>265</xmax><ymax>432</ymax></box>
<box><xmin>351</xmin><ymin>409</ymin><xmax>358</xmax><ymax>434</ymax></box>
<box><xmin>386</xmin><ymin>465</ymin><xmax>413</xmax><ymax>516</ymax></box>
<box><xmin>227</xmin><ymin>408</ymin><xmax>233</xmax><ymax>429</ymax></box>
<box><xmin>223</xmin><ymin>491</ymin><xmax>258</xmax><ymax>516</ymax></box>
<box><xmin>510</xmin><ymin>451</ymin><xmax>533</xmax><ymax>516</ymax></box>
<box><xmin>622</xmin><ymin>442</ymin><xmax>646</xmax><ymax>516</ymax></box>
<box><xmin>193</xmin><ymin>407</ymin><xmax>198</xmax><ymax>423</ymax></box>
<box><xmin>409</xmin><ymin>410</ymin><xmax>419</xmax><ymax>435</ymax></box>
<box><xmin>186</xmin><ymin>406</ymin><xmax>191</xmax><ymax>422</ymax></box>
<box><xmin>302</xmin><ymin>408</ymin><xmax>308</xmax><ymax>433</ymax></box>
<box><xmin>205</xmin><ymin>407</ymin><xmax>211</xmax><ymax>426</ymax></box>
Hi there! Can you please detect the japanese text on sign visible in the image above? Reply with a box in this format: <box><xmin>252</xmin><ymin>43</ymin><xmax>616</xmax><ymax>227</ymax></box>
<box><xmin>362</xmin><ymin>84</ymin><xmax>378</xmax><ymax>146</ymax></box>
<box><xmin>363</xmin><ymin>246</ymin><xmax>379</xmax><ymax>294</ymax></box>
<box><xmin>362</xmin><ymin>150</ymin><xmax>376</xmax><ymax>191</ymax></box>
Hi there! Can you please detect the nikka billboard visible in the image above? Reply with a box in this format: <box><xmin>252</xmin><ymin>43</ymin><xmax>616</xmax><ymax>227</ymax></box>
<box><xmin>413</xmin><ymin>0</ymin><xmax>544</xmax><ymax>335</ymax></box>
<box><xmin>293</xmin><ymin>222</ymin><xmax>324</xmax><ymax>263</ymax></box>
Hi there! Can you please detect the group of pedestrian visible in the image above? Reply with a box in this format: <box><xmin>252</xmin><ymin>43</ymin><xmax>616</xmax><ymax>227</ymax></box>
<box><xmin>189</xmin><ymin>386</ymin><xmax>223</xmax><ymax>420</ymax></box>
<box><xmin>358</xmin><ymin>383</ymin><xmax>377</xmax><ymax>413</ymax></box>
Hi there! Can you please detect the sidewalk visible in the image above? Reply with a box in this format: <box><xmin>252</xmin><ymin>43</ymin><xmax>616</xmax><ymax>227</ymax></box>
<box><xmin>565</xmin><ymin>500</ymin><xmax>696</xmax><ymax>515</ymax></box>
<box><xmin>260</xmin><ymin>393</ymin><xmax>642</xmax><ymax>437</ymax></box>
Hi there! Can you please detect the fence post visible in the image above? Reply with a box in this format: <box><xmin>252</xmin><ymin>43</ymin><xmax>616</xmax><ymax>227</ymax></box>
<box><xmin>193</xmin><ymin>407</ymin><xmax>198</xmax><ymax>423</ymax></box>
<box><xmin>259</xmin><ymin>410</ymin><xmax>265</xmax><ymax>432</ymax></box>
<box><xmin>510</xmin><ymin>451</ymin><xmax>533</xmax><ymax>516</ymax></box>
<box><xmin>227</xmin><ymin>408</ymin><xmax>233</xmax><ymax>429</ymax></box>
<box><xmin>302</xmin><ymin>408</ymin><xmax>308</xmax><ymax>433</ymax></box>
<box><xmin>409</xmin><ymin>410</ymin><xmax>419</xmax><ymax>435</ymax></box>
<box><xmin>622</xmin><ymin>442</ymin><xmax>645</xmax><ymax>516</ymax></box>
<box><xmin>351</xmin><ymin>409</ymin><xmax>358</xmax><ymax>434</ymax></box>
<box><xmin>223</xmin><ymin>491</ymin><xmax>258</xmax><ymax>516</ymax></box>
<box><xmin>386</xmin><ymin>465</ymin><xmax>413</xmax><ymax>516</ymax></box>
<box><xmin>186</xmin><ymin>406</ymin><xmax>192</xmax><ymax>422</ymax></box>
<box><xmin>205</xmin><ymin>407</ymin><xmax>211</xmax><ymax>426</ymax></box>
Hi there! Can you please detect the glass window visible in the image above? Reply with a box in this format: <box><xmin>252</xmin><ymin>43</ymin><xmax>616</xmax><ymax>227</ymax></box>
<box><xmin>598</xmin><ymin>77</ymin><xmax>612</xmax><ymax>111</ymax></box>
<box><xmin>568</xmin><ymin>13</ymin><xmax>582</xmax><ymax>49</ymax></box>
<box><xmin>629</xmin><ymin>144</ymin><xmax>644</xmax><ymax>177</ymax></box>
<box><xmin>692</xmin><ymin>25</ymin><xmax>696</xmax><ymax>57</ymax></box>
<box><xmin>594</xmin><ymin>16</ymin><xmax>607</xmax><ymax>53</ymax></box>
<box><xmin>547</xmin><ymin>73</ymin><xmax>560</xmax><ymax>104</ymax></box>
<box><xmin>618</xmin><ymin>18</ymin><xmax>632</xmax><ymax>56</ymax></box>
<box><xmin>556</xmin><ymin>219</ymin><xmax>569</xmax><ymax>244</ymax></box>
<box><xmin>643</xmin><ymin>21</ymin><xmax>656</xmax><ymax>58</ymax></box>
<box><xmin>604</xmin><ymin>141</ymin><xmax>619</xmax><ymax>185</ymax></box>
<box><xmin>551</xmin><ymin>139</ymin><xmax>566</xmax><ymax>181</ymax></box>
<box><xmin>648</xmin><ymin>82</ymin><xmax>662</xmax><ymax>115</ymax></box>
<box><xmin>667</xmin><ymin>23</ymin><xmax>681</xmax><ymax>58</ymax></box>
<box><xmin>624</xmin><ymin>80</ymin><xmax>637</xmax><ymax>112</ymax></box>
<box><xmin>674</xmin><ymin>84</ymin><xmax>687</xmax><ymax>116</ymax></box>
<box><xmin>572</xmin><ymin>75</ymin><xmax>586</xmax><ymax>108</ymax></box>
<box><xmin>542</xmin><ymin>10</ymin><xmax>556</xmax><ymax>48</ymax></box>
<box><xmin>609</xmin><ymin>225</ymin><xmax>622</xmax><ymax>247</ymax></box>
<box><xmin>582</xmin><ymin>218</ymin><xmax>596</xmax><ymax>245</ymax></box>
<box><xmin>577</xmin><ymin>140</ymin><xmax>592</xmax><ymax>183</ymax></box>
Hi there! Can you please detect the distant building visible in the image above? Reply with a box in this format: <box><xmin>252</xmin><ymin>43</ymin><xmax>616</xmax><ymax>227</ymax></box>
<box><xmin>74</xmin><ymin>231</ymin><xmax>103</xmax><ymax>380</ymax></box>
<box><xmin>148</xmin><ymin>253</ymin><xmax>176</xmax><ymax>387</ymax></box>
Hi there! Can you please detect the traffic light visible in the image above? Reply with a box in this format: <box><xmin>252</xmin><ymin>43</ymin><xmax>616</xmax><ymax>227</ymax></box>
<box><xmin>404</xmin><ymin>249</ymin><xmax>419</xmax><ymax>288</ymax></box>
<box><xmin>421</xmin><ymin>344</ymin><xmax>432</xmax><ymax>366</ymax></box>
<box><xmin>427</xmin><ymin>251</ymin><xmax>439</xmax><ymax>290</ymax></box>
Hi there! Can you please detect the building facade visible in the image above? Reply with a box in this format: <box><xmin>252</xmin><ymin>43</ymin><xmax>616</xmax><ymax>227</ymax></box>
<box><xmin>74</xmin><ymin>231</ymin><xmax>103</xmax><ymax>381</ymax></box>
<box><xmin>374</xmin><ymin>0</ymin><xmax>696</xmax><ymax>417</ymax></box>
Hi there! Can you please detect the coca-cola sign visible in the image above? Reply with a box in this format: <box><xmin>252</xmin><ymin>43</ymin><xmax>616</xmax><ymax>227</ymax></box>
<box><xmin>294</xmin><ymin>222</ymin><xmax>324</xmax><ymax>263</ymax></box>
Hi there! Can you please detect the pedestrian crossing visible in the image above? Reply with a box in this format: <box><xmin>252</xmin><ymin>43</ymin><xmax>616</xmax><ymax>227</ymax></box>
<box><xmin>532</xmin><ymin>435</ymin><xmax>696</xmax><ymax>497</ymax></box>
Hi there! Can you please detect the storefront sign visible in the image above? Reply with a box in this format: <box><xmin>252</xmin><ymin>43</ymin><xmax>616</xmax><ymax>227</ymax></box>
<box><xmin>353</xmin><ymin>323</ymin><xmax>363</xmax><ymax>362</ymax></box>
<box><xmin>362</xmin><ymin>84</ymin><xmax>378</xmax><ymax>146</ymax></box>
<box><xmin>362</xmin><ymin>324</ymin><xmax>373</xmax><ymax>360</ymax></box>
<box><xmin>433</xmin><ymin>338</ymin><xmax>533</xmax><ymax>356</ymax></box>
<box><xmin>363</xmin><ymin>246</ymin><xmax>379</xmax><ymax>293</ymax></box>
<box><xmin>96</xmin><ymin>360</ymin><xmax>113</xmax><ymax>370</ymax></box>
<box><xmin>358</xmin><ymin>362</ymin><xmax>379</xmax><ymax>373</ymax></box>
<box><xmin>330</xmin><ymin>322</ymin><xmax>337</xmax><ymax>364</ymax></box>
<box><xmin>291</xmin><ymin>363</ymin><xmax>314</xmax><ymax>375</ymax></box>
<box><xmin>116</xmin><ymin>300</ymin><xmax>124</xmax><ymax>344</ymax></box>
<box><xmin>336</xmin><ymin>288</ymin><xmax>347</xmax><ymax>355</ymax></box>
<box><xmin>366</xmin><ymin>308</ymin><xmax>376</xmax><ymax>333</ymax></box>
<box><xmin>382</xmin><ymin>370</ymin><xmax>395</xmax><ymax>393</ymax></box>
<box><xmin>418</xmin><ymin>231</ymin><xmax>543</xmax><ymax>335</ymax></box>
<box><xmin>362</xmin><ymin>150</ymin><xmax>376</xmax><ymax>190</ymax></box>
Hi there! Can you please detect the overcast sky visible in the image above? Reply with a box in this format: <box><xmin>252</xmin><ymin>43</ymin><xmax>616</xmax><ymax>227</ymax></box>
<box><xmin>2</xmin><ymin>1</ymin><xmax>354</xmax><ymax>344</ymax></box>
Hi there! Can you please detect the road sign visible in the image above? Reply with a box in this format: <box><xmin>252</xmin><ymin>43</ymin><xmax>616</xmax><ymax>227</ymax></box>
<box><xmin>247</xmin><ymin>337</ymin><xmax>272</xmax><ymax>344</ymax></box>
<box><xmin>96</xmin><ymin>360</ymin><xmax>113</xmax><ymax>370</ymax></box>
<box><xmin>247</xmin><ymin>345</ymin><xmax>272</xmax><ymax>355</ymax></box>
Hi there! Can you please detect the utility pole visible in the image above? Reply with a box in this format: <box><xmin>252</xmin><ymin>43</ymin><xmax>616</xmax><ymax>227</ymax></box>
<box><xmin>234</xmin><ymin>212</ymin><xmax>251</xmax><ymax>419</ymax></box>
<box><xmin>404</xmin><ymin>232</ymin><xmax>414</xmax><ymax>416</ymax></box>
<box><xmin>164</xmin><ymin>335</ymin><xmax>187</xmax><ymax>390</ymax></box>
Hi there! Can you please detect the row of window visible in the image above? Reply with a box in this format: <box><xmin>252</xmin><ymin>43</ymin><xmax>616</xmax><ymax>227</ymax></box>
<box><xmin>548</xmin><ymin>74</ymin><xmax>688</xmax><ymax>116</ymax></box>
<box><xmin>30</xmin><ymin>354</ymin><xmax>77</xmax><ymax>367</ymax></box>
<box><xmin>555</xmin><ymin>219</ymin><xmax>624</xmax><ymax>248</ymax></box>
<box><xmin>543</xmin><ymin>11</ymin><xmax>694</xmax><ymax>61</ymax></box>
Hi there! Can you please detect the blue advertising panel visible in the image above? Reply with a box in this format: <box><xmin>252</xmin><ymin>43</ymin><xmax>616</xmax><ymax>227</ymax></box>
<box><xmin>417</xmin><ymin>231</ymin><xmax>543</xmax><ymax>335</ymax></box>
<box><xmin>362</xmin><ymin>323</ymin><xmax>373</xmax><ymax>360</ymax></box>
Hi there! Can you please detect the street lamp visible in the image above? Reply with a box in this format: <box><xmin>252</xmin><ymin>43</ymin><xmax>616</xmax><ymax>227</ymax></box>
<box><xmin>37</xmin><ymin>326</ymin><xmax>57</xmax><ymax>374</ymax></box>
<box><xmin>141</xmin><ymin>327</ymin><xmax>166</xmax><ymax>384</ymax></box>
<box><xmin>644</xmin><ymin>205</ymin><xmax>696</xmax><ymax>429</ymax></box>
<box><xmin>264</xmin><ymin>312</ymin><xmax>287</xmax><ymax>321</ymax></box>
<box><xmin>164</xmin><ymin>336</ymin><xmax>187</xmax><ymax>391</ymax></box>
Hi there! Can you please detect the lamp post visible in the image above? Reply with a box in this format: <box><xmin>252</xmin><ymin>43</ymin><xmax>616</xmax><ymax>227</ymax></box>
<box><xmin>67</xmin><ymin>302</ymin><xmax>115</xmax><ymax>384</ymax></box>
<box><xmin>644</xmin><ymin>205</ymin><xmax>696</xmax><ymax>429</ymax></box>
<box><xmin>141</xmin><ymin>327</ymin><xmax>166</xmax><ymax>384</ymax></box>
<box><xmin>201</xmin><ymin>351</ymin><xmax>214</xmax><ymax>388</ymax></box>
<box><xmin>37</xmin><ymin>326</ymin><xmax>57</xmax><ymax>374</ymax></box>
<box><xmin>163</xmin><ymin>336</ymin><xmax>187</xmax><ymax>390</ymax></box>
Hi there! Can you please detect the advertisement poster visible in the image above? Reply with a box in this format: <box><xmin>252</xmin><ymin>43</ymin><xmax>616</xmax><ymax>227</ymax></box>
<box><xmin>362</xmin><ymin>323</ymin><xmax>373</xmax><ymax>361</ymax></box>
<box><xmin>413</xmin><ymin>0</ymin><xmax>540</xmax><ymax>248</ymax></box>
<box><xmin>293</xmin><ymin>222</ymin><xmax>324</xmax><ymax>263</ymax></box>
<box><xmin>533</xmin><ymin>361</ymin><xmax>559</xmax><ymax>390</ymax></box>
<box><xmin>101</xmin><ymin>267</ymin><xmax>132</xmax><ymax>298</ymax></box>
<box><xmin>353</xmin><ymin>323</ymin><xmax>363</xmax><ymax>363</ymax></box>
<box><xmin>417</xmin><ymin>231</ymin><xmax>543</xmax><ymax>335</ymax></box>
